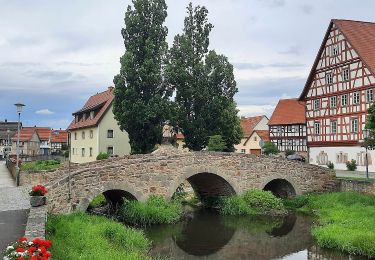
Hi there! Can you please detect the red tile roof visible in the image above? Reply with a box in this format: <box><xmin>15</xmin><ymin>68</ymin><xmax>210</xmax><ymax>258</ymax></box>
<box><xmin>68</xmin><ymin>87</ymin><xmax>114</xmax><ymax>131</ymax></box>
<box><xmin>300</xmin><ymin>19</ymin><xmax>375</xmax><ymax>99</ymax></box>
<box><xmin>254</xmin><ymin>130</ymin><xmax>270</xmax><ymax>142</ymax></box>
<box><xmin>11</xmin><ymin>127</ymin><xmax>39</xmax><ymax>142</ymax></box>
<box><xmin>34</xmin><ymin>127</ymin><xmax>52</xmax><ymax>141</ymax></box>
<box><xmin>51</xmin><ymin>130</ymin><xmax>68</xmax><ymax>143</ymax></box>
<box><xmin>240</xmin><ymin>116</ymin><xmax>264</xmax><ymax>137</ymax></box>
<box><xmin>268</xmin><ymin>99</ymin><xmax>306</xmax><ymax>125</ymax></box>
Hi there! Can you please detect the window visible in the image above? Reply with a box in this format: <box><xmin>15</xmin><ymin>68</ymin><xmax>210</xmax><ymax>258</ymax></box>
<box><xmin>331</xmin><ymin>121</ymin><xmax>337</xmax><ymax>134</ymax></box>
<box><xmin>342</xmin><ymin>68</ymin><xmax>350</xmax><ymax>81</ymax></box>
<box><xmin>366</xmin><ymin>89</ymin><xmax>373</xmax><ymax>103</ymax></box>
<box><xmin>331</xmin><ymin>44</ymin><xmax>339</xmax><ymax>56</ymax></box>
<box><xmin>83</xmin><ymin>113</ymin><xmax>86</xmax><ymax>120</ymax></box>
<box><xmin>287</xmin><ymin>126</ymin><xmax>293</xmax><ymax>132</ymax></box>
<box><xmin>314</xmin><ymin>122</ymin><xmax>320</xmax><ymax>135</ymax></box>
<box><xmin>89</xmin><ymin>147</ymin><xmax>93</xmax><ymax>157</ymax></box>
<box><xmin>74</xmin><ymin>132</ymin><xmax>77</xmax><ymax>140</ymax></box>
<box><xmin>330</xmin><ymin>96</ymin><xmax>337</xmax><ymax>108</ymax></box>
<box><xmin>90</xmin><ymin>111</ymin><xmax>95</xmax><ymax>119</ymax></box>
<box><xmin>81</xmin><ymin>148</ymin><xmax>85</xmax><ymax>157</ymax></box>
<box><xmin>351</xmin><ymin>118</ymin><xmax>358</xmax><ymax>133</ymax></box>
<box><xmin>341</xmin><ymin>94</ymin><xmax>348</xmax><ymax>106</ymax></box>
<box><xmin>90</xmin><ymin>130</ymin><xmax>93</xmax><ymax>139</ymax></box>
<box><xmin>240</xmin><ymin>149</ymin><xmax>246</xmax><ymax>154</ymax></box>
<box><xmin>325</xmin><ymin>73</ymin><xmax>333</xmax><ymax>85</ymax></box>
<box><xmin>353</xmin><ymin>91</ymin><xmax>360</xmax><ymax>105</ymax></box>
<box><xmin>82</xmin><ymin>131</ymin><xmax>85</xmax><ymax>139</ymax></box>
<box><xmin>314</xmin><ymin>99</ymin><xmax>320</xmax><ymax>110</ymax></box>
<box><xmin>107</xmin><ymin>130</ymin><xmax>114</xmax><ymax>138</ymax></box>
<box><xmin>107</xmin><ymin>146</ymin><xmax>114</xmax><ymax>155</ymax></box>
<box><xmin>254</xmin><ymin>137</ymin><xmax>257</xmax><ymax>141</ymax></box>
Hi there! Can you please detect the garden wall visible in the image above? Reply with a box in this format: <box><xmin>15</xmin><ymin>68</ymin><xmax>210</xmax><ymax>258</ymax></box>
<box><xmin>339</xmin><ymin>179</ymin><xmax>375</xmax><ymax>195</ymax></box>
<box><xmin>25</xmin><ymin>205</ymin><xmax>47</xmax><ymax>239</ymax></box>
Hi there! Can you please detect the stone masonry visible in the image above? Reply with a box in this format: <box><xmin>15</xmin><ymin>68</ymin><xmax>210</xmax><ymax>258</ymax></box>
<box><xmin>45</xmin><ymin>145</ymin><xmax>335</xmax><ymax>213</ymax></box>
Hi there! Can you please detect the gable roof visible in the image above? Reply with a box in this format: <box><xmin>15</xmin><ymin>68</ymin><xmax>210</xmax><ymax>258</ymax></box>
<box><xmin>300</xmin><ymin>19</ymin><xmax>375</xmax><ymax>99</ymax></box>
<box><xmin>51</xmin><ymin>130</ymin><xmax>68</xmax><ymax>143</ymax></box>
<box><xmin>34</xmin><ymin>127</ymin><xmax>52</xmax><ymax>141</ymax></box>
<box><xmin>240</xmin><ymin>116</ymin><xmax>264</xmax><ymax>137</ymax></box>
<box><xmin>268</xmin><ymin>99</ymin><xmax>306</xmax><ymax>125</ymax></box>
<box><xmin>68</xmin><ymin>87</ymin><xmax>114</xmax><ymax>131</ymax></box>
<box><xmin>254</xmin><ymin>130</ymin><xmax>270</xmax><ymax>142</ymax></box>
<box><xmin>11</xmin><ymin>127</ymin><xmax>40</xmax><ymax>142</ymax></box>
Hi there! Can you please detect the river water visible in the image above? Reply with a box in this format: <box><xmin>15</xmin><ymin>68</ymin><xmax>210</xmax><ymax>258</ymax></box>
<box><xmin>143</xmin><ymin>209</ymin><xmax>366</xmax><ymax>260</ymax></box>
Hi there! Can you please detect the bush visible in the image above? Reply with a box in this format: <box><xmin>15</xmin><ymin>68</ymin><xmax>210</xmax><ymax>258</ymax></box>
<box><xmin>327</xmin><ymin>161</ymin><xmax>334</xmax><ymax>169</ymax></box>
<box><xmin>262</xmin><ymin>141</ymin><xmax>279</xmax><ymax>155</ymax></box>
<box><xmin>346</xmin><ymin>159</ymin><xmax>357</xmax><ymax>171</ymax></box>
<box><xmin>218</xmin><ymin>196</ymin><xmax>255</xmax><ymax>215</ymax></box>
<box><xmin>243</xmin><ymin>190</ymin><xmax>284</xmax><ymax>213</ymax></box>
<box><xmin>96</xmin><ymin>152</ymin><xmax>109</xmax><ymax>160</ymax></box>
<box><xmin>21</xmin><ymin>160</ymin><xmax>60</xmax><ymax>171</ymax></box>
<box><xmin>207</xmin><ymin>135</ymin><xmax>227</xmax><ymax>151</ymax></box>
<box><xmin>118</xmin><ymin>195</ymin><xmax>182</xmax><ymax>226</ymax></box>
<box><xmin>46</xmin><ymin>212</ymin><xmax>150</xmax><ymax>260</ymax></box>
<box><xmin>63</xmin><ymin>150</ymin><xmax>69</xmax><ymax>158</ymax></box>
<box><xmin>284</xmin><ymin>149</ymin><xmax>295</xmax><ymax>156</ymax></box>
<box><xmin>88</xmin><ymin>194</ymin><xmax>107</xmax><ymax>208</ymax></box>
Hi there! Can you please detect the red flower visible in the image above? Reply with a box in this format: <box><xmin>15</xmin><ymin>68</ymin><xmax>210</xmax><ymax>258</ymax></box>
<box><xmin>18</xmin><ymin>237</ymin><xmax>27</xmax><ymax>242</ymax></box>
<box><xmin>31</xmin><ymin>256</ymin><xmax>38</xmax><ymax>260</ymax></box>
<box><xmin>16</xmin><ymin>248</ymin><xmax>25</xmax><ymax>252</ymax></box>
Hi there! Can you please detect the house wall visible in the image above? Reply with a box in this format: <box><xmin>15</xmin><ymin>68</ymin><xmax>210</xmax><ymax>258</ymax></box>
<box><xmin>98</xmin><ymin>105</ymin><xmax>131</xmax><ymax>157</ymax></box>
<box><xmin>254</xmin><ymin>116</ymin><xmax>269</xmax><ymax>130</ymax></box>
<box><xmin>235</xmin><ymin>132</ymin><xmax>263</xmax><ymax>154</ymax></box>
<box><xmin>70</xmin><ymin>127</ymin><xmax>99</xmax><ymax>163</ymax></box>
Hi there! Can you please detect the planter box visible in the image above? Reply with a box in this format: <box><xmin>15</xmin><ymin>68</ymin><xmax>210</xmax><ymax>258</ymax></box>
<box><xmin>30</xmin><ymin>196</ymin><xmax>46</xmax><ymax>207</ymax></box>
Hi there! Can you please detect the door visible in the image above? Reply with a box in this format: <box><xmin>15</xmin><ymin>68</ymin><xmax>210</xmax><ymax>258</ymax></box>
<box><xmin>250</xmin><ymin>149</ymin><xmax>261</xmax><ymax>155</ymax></box>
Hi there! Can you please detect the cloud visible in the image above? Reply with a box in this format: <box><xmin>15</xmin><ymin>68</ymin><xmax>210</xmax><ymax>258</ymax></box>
<box><xmin>278</xmin><ymin>45</ymin><xmax>302</xmax><ymax>56</ymax></box>
<box><xmin>299</xmin><ymin>4</ymin><xmax>313</xmax><ymax>14</ymax></box>
<box><xmin>234</xmin><ymin>62</ymin><xmax>305</xmax><ymax>70</ymax></box>
<box><xmin>258</xmin><ymin>0</ymin><xmax>286</xmax><ymax>8</ymax></box>
<box><xmin>35</xmin><ymin>109</ymin><xmax>54</xmax><ymax>115</ymax></box>
<box><xmin>237</xmin><ymin>104</ymin><xmax>276</xmax><ymax>117</ymax></box>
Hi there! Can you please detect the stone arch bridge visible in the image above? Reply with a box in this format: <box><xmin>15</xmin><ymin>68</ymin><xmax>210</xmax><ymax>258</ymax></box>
<box><xmin>46</xmin><ymin>146</ymin><xmax>334</xmax><ymax>213</ymax></box>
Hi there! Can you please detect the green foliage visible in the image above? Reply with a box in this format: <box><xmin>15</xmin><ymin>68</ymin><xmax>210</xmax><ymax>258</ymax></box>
<box><xmin>46</xmin><ymin>212</ymin><xmax>151</xmax><ymax>260</ymax></box>
<box><xmin>223</xmin><ymin>215</ymin><xmax>283</xmax><ymax>234</ymax></box>
<box><xmin>88</xmin><ymin>194</ymin><xmax>107</xmax><ymax>209</ymax></box>
<box><xmin>218</xmin><ymin>189</ymin><xmax>286</xmax><ymax>216</ymax></box>
<box><xmin>284</xmin><ymin>149</ymin><xmax>295</xmax><ymax>156</ymax></box>
<box><xmin>346</xmin><ymin>159</ymin><xmax>357</xmax><ymax>171</ymax></box>
<box><xmin>207</xmin><ymin>135</ymin><xmax>227</xmax><ymax>151</ymax></box>
<box><xmin>327</xmin><ymin>161</ymin><xmax>334</xmax><ymax>169</ymax></box>
<box><xmin>287</xmin><ymin>192</ymin><xmax>375</xmax><ymax>257</ymax></box>
<box><xmin>118</xmin><ymin>195</ymin><xmax>182</xmax><ymax>226</ymax></box>
<box><xmin>166</xmin><ymin>3</ymin><xmax>242</xmax><ymax>151</ymax></box>
<box><xmin>262</xmin><ymin>141</ymin><xmax>279</xmax><ymax>155</ymax></box>
<box><xmin>21</xmin><ymin>160</ymin><xmax>60</xmax><ymax>171</ymax></box>
<box><xmin>113</xmin><ymin>0</ymin><xmax>173</xmax><ymax>154</ymax></box>
<box><xmin>63</xmin><ymin>150</ymin><xmax>69</xmax><ymax>158</ymax></box>
<box><xmin>96</xmin><ymin>152</ymin><xmax>109</xmax><ymax>160</ymax></box>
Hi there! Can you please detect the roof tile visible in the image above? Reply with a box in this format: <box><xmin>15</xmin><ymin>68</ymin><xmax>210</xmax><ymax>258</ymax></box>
<box><xmin>268</xmin><ymin>99</ymin><xmax>306</xmax><ymax>125</ymax></box>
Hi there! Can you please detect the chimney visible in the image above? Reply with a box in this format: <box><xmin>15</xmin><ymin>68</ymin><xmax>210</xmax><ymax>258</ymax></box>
<box><xmin>108</xmin><ymin>86</ymin><xmax>114</xmax><ymax>92</ymax></box>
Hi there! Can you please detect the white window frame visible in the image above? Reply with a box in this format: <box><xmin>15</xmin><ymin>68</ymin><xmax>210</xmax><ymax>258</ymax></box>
<box><xmin>351</xmin><ymin>118</ymin><xmax>358</xmax><ymax>133</ymax></box>
<box><xmin>366</xmin><ymin>89</ymin><xmax>373</xmax><ymax>103</ymax></box>
<box><xmin>325</xmin><ymin>73</ymin><xmax>333</xmax><ymax>85</ymax></box>
<box><xmin>314</xmin><ymin>99</ymin><xmax>320</xmax><ymax>110</ymax></box>
<box><xmin>314</xmin><ymin>122</ymin><xmax>320</xmax><ymax>135</ymax></box>
<box><xmin>331</xmin><ymin>44</ymin><xmax>339</xmax><ymax>56</ymax></box>
<box><xmin>341</xmin><ymin>94</ymin><xmax>348</xmax><ymax>106</ymax></box>
<box><xmin>342</xmin><ymin>67</ymin><xmax>350</xmax><ymax>81</ymax></box>
<box><xmin>240</xmin><ymin>149</ymin><xmax>246</xmax><ymax>154</ymax></box>
<box><xmin>330</xmin><ymin>96</ymin><xmax>337</xmax><ymax>108</ymax></box>
<box><xmin>330</xmin><ymin>121</ymin><xmax>337</xmax><ymax>134</ymax></box>
<box><xmin>353</xmin><ymin>91</ymin><xmax>360</xmax><ymax>105</ymax></box>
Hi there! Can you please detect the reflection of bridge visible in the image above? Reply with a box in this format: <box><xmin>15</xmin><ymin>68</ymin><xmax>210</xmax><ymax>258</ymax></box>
<box><xmin>46</xmin><ymin>145</ymin><xmax>334</xmax><ymax>213</ymax></box>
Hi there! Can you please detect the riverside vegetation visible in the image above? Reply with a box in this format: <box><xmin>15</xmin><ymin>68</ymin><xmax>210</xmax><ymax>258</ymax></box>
<box><xmin>285</xmin><ymin>192</ymin><xmax>375</xmax><ymax>258</ymax></box>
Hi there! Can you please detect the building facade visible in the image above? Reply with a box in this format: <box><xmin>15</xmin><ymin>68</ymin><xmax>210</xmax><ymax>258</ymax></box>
<box><xmin>234</xmin><ymin>115</ymin><xmax>269</xmax><ymax>155</ymax></box>
<box><xmin>268</xmin><ymin>99</ymin><xmax>307</xmax><ymax>156</ymax></box>
<box><xmin>299</xmin><ymin>19</ymin><xmax>375</xmax><ymax>170</ymax></box>
<box><xmin>11</xmin><ymin>128</ymin><xmax>41</xmax><ymax>156</ymax></box>
<box><xmin>68</xmin><ymin>87</ymin><xmax>131</xmax><ymax>163</ymax></box>
<box><xmin>0</xmin><ymin>120</ymin><xmax>18</xmax><ymax>159</ymax></box>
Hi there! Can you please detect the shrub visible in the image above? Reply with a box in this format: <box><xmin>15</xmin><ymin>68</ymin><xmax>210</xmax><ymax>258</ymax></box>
<box><xmin>46</xmin><ymin>212</ymin><xmax>150</xmax><ymax>260</ymax></box>
<box><xmin>262</xmin><ymin>141</ymin><xmax>279</xmax><ymax>155</ymax></box>
<box><xmin>63</xmin><ymin>150</ymin><xmax>69</xmax><ymax>158</ymax></box>
<box><xmin>284</xmin><ymin>149</ymin><xmax>295</xmax><ymax>157</ymax></box>
<box><xmin>207</xmin><ymin>135</ymin><xmax>227</xmax><ymax>151</ymax></box>
<box><xmin>346</xmin><ymin>159</ymin><xmax>357</xmax><ymax>171</ymax></box>
<box><xmin>96</xmin><ymin>152</ymin><xmax>109</xmax><ymax>160</ymax></box>
<box><xmin>88</xmin><ymin>194</ymin><xmax>106</xmax><ymax>208</ymax></box>
<box><xmin>118</xmin><ymin>195</ymin><xmax>182</xmax><ymax>226</ymax></box>
<box><xmin>218</xmin><ymin>196</ymin><xmax>255</xmax><ymax>215</ymax></box>
<box><xmin>243</xmin><ymin>190</ymin><xmax>284</xmax><ymax>213</ymax></box>
<box><xmin>327</xmin><ymin>161</ymin><xmax>334</xmax><ymax>169</ymax></box>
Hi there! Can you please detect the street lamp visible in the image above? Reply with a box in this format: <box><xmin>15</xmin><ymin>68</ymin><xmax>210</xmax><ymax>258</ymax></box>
<box><xmin>14</xmin><ymin>103</ymin><xmax>25</xmax><ymax>186</ymax></box>
<box><xmin>363</xmin><ymin>128</ymin><xmax>371</xmax><ymax>179</ymax></box>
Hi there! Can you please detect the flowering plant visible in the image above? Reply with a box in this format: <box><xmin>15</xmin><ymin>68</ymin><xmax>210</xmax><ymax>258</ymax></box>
<box><xmin>3</xmin><ymin>237</ymin><xmax>52</xmax><ymax>260</ymax></box>
<box><xmin>29</xmin><ymin>185</ymin><xmax>48</xmax><ymax>197</ymax></box>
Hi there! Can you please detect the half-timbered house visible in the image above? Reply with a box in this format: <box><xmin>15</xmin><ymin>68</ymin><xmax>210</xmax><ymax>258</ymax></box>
<box><xmin>299</xmin><ymin>19</ymin><xmax>375</xmax><ymax>170</ymax></box>
<box><xmin>268</xmin><ymin>99</ymin><xmax>307</xmax><ymax>156</ymax></box>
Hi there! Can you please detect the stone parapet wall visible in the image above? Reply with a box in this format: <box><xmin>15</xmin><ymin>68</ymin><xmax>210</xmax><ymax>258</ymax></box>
<box><xmin>25</xmin><ymin>206</ymin><xmax>47</xmax><ymax>239</ymax></box>
<box><xmin>339</xmin><ymin>179</ymin><xmax>375</xmax><ymax>195</ymax></box>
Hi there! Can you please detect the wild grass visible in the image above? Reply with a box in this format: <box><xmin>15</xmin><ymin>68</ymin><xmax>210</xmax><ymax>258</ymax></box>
<box><xmin>88</xmin><ymin>193</ymin><xmax>107</xmax><ymax>208</ymax></box>
<box><xmin>218</xmin><ymin>189</ymin><xmax>286</xmax><ymax>216</ymax></box>
<box><xmin>21</xmin><ymin>160</ymin><xmax>60</xmax><ymax>171</ymax></box>
<box><xmin>46</xmin><ymin>212</ymin><xmax>151</xmax><ymax>260</ymax></box>
<box><xmin>118</xmin><ymin>195</ymin><xmax>182</xmax><ymax>226</ymax></box>
<box><xmin>286</xmin><ymin>192</ymin><xmax>375</xmax><ymax>257</ymax></box>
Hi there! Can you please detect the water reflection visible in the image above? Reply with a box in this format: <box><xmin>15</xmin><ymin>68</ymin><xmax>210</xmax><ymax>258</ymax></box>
<box><xmin>144</xmin><ymin>210</ymin><xmax>367</xmax><ymax>260</ymax></box>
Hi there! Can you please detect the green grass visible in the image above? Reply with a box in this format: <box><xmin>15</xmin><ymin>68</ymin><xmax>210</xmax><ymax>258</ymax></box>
<box><xmin>218</xmin><ymin>189</ymin><xmax>286</xmax><ymax>216</ymax></box>
<box><xmin>88</xmin><ymin>194</ymin><xmax>107</xmax><ymax>208</ymax></box>
<box><xmin>286</xmin><ymin>192</ymin><xmax>375</xmax><ymax>257</ymax></box>
<box><xmin>118</xmin><ymin>195</ymin><xmax>183</xmax><ymax>226</ymax></box>
<box><xmin>46</xmin><ymin>212</ymin><xmax>151</xmax><ymax>260</ymax></box>
<box><xmin>21</xmin><ymin>160</ymin><xmax>60</xmax><ymax>171</ymax></box>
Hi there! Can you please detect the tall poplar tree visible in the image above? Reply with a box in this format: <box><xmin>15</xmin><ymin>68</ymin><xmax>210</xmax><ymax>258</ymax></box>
<box><xmin>167</xmin><ymin>3</ymin><xmax>242</xmax><ymax>151</ymax></box>
<box><xmin>113</xmin><ymin>0</ymin><xmax>172</xmax><ymax>154</ymax></box>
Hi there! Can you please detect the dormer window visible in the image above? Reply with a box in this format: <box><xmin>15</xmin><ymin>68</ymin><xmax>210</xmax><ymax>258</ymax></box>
<box><xmin>83</xmin><ymin>113</ymin><xmax>86</xmax><ymax>120</ymax></box>
<box><xmin>90</xmin><ymin>111</ymin><xmax>95</xmax><ymax>119</ymax></box>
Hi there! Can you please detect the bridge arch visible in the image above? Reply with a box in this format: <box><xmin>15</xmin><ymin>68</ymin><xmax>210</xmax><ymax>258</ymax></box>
<box><xmin>262</xmin><ymin>178</ymin><xmax>297</xmax><ymax>198</ymax></box>
<box><xmin>168</xmin><ymin>166</ymin><xmax>239</xmax><ymax>200</ymax></box>
<box><xmin>76</xmin><ymin>181</ymin><xmax>141</xmax><ymax>212</ymax></box>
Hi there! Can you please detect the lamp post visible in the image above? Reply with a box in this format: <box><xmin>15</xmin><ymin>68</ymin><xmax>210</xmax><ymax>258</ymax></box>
<box><xmin>14</xmin><ymin>103</ymin><xmax>25</xmax><ymax>186</ymax></box>
<box><xmin>363</xmin><ymin>129</ymin><xmax>371</xmax><ymax>179</ymax></box>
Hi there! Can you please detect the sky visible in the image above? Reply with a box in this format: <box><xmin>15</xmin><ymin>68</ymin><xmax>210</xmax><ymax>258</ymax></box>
<box><xmin>0</xmin><ymin>0</ymin><xmax>374</xmax><ymax>129</ymax></box>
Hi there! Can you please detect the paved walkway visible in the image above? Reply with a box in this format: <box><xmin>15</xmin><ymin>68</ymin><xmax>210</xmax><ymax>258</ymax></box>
<box><xmin>0</xmin><ymin>160</ymin><xmax>30</xmax><ymax>251</ymax></box>
<box><xmin>336</xmin><ymin>169</ymin><xmax>375</xmax><ymax>179</ymax></box>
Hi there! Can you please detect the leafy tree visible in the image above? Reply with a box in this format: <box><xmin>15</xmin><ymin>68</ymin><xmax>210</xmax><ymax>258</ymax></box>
<box><xmin>96</xmin><ymin>152</ymin><xmax>109</xmax><ymax>161</ymax></box>
<box><xmin>262</xmin><ymin>141</ymin><xmax>279</xmax><ymax>155</ymax></box>
<box><xmin>207</xmin><ymin>135</ymin><xmax>227</xmax><ymax>151</ymax></box>
<box><xmin>113</xmin><ymin>0</ymin><xmax>173</xmax><ymax>154</ymax></box>
<box><xmin>364</xmin><ymin>103</ymin><xmax>375</xmax><ymax>148</ymax></box>
<box><xmin>167</xmin><ymin>3</ymin><xmax>242</xmax><ymax>151</ymax></box>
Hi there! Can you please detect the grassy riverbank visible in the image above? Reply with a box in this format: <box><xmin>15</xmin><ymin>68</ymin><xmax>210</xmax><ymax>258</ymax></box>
<box><xmin>46</xmin><ymin>213</ymin><xmax>151</xmax><ymax>260</ymax></box>
<box><xmin>286</xmin><ymin>192</ymin><xmax>375</xmax><ymax>257</ymax></box>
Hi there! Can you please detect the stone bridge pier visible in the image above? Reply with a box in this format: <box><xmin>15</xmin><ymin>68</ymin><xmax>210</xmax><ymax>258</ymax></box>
<box><xmin>45</xmin><ymin>146</ymin><xmax>335</xmax><ymax>214</ymax></box>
